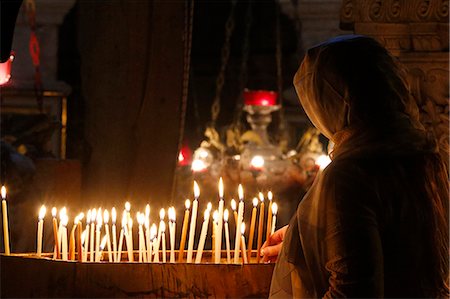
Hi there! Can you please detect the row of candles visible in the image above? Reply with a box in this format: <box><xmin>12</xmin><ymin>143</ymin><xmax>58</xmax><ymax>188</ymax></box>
<box><xmin>1</xmin><ymin>179</ymin><xmax>278</xmax><ymax>264</ymax></box>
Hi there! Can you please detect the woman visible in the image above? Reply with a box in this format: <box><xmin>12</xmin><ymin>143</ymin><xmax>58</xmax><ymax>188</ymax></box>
<box><xmin>262</xmin><ymin>35</ymin><xmax>449</xmax><ymax>298</ymax></box>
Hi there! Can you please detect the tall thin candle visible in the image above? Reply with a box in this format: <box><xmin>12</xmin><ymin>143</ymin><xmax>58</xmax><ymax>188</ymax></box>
<box><xmin>256</xmin><ymin>192</ymin><xmax>265</xmax><ymax>263</ymax></box>
<box><xmin>150</xmin><ymin>224</ymin><xmax>157</xmax><ymax>262</ymax></box>
<box><xmin>116</xmin><ymin>214</ymin><xmax>127</xmax><ymax>262</ymax></box>
<box><xmin>195</xmin><ymin>209</ymin><xmax>211</xmax><ymax>264</ymax></box>
<box><xmin>1</xmin><ymin>186</ymin><xmax>10</xmax><ymax>255</ymax></box>
<box><xmin>161</xmin><ymin>221</ymin><xmax>167</xmax><ymax>263</ymax></box>
<box><xmin>271</xmin><ymin>202</ymin><xmax>278</xmax><ymax>235</ymax></box>
<box><xmin>95</xmin><ymin>210</ymin><xmax>103</xmax><ymax>262</ymax></box>
<box><xmin>168</xmin><ymin>207</ymin><xmax>176</xmax><ymax>263</ymax></box>
<box><xmin>137</xmin><ymin>212</ymin><xmax>146</xmax><ymax>262</ymax></box>
<box><xmin>233</xmin><ymin>185</ymin><xmax>244</xmax><ymax>264</ymax></box>
<box><xmin>83</xmin><ymin>210</ymin><xmax>91</xmax><ymax>262</ymax></box>
<box><xmin>178</xmin><ymin>199</ymin><xmax>190</xmax><ymax>262</ymax></box>
<box><xmin>77</xmin><ymin>213</ymin><xmax>84</xmax><ymax>261</ymax></box>
<box><xmin>111</xmin><ymin>208</ymin><xmax>117</xmax><ymax>262</ymax></box>
<box><xmin>36</xmin><ymin>205</ymin><xmax>46</xmax><ymax>257</ymax></box>
<box><xmin>126</xmin><ymin>218</ymin><xmax>134</xmax><ymax>262</ymax></box>
<box><xmin>52</xmin><ymin>207</ymin><xmax>60</xmax><ymax>259</ymax></box>
<box><xmin>69</xmin><ymin>216</ymin><xmax>78</xmax><ymax>260</ymax></box>
<box><xmin>61</xmin><ymin>214</ymin><xmax>69</xmax><ymax>261</ymax></box>
<box><xmin>187</xmin><ymin>181</ymin><xmax>200</xmax><ymax>263</ymax></box>
<box><xmin>247</xmin><ymin>198</ymin><xmax>258</xmax><ymax>261</ymax></box>
<box><xmin>90</xmin><ymin>208</ymin><xmax>96</xmax><ymax>262</ymax></box>
<box><xmin>266</xmin><ymin>191</ymin><xmax>273</xmax><ymax>242</ymax></box>
<box><xmin>230</xmin><ymin>199</ymin><xmax>238</xmax><ymax>226</ymax></box>
<box><xmin>104</xmin><ymin>210</ymin><xmax>113</xmax><ymax>262</ymax></box>
<box><xmin>223</xmin><ymin>209</ymin><xmax>231</xmax><ymax>263</ymax></box>
<box><xmin>215</xmin><ymin>177</ymin><xmax>224</xmax><ymax>264</ymax></box>
<box><xmin>240</xmin><ymin>223</ymin><xmax>248</xmax><ymax>264</ymax></box>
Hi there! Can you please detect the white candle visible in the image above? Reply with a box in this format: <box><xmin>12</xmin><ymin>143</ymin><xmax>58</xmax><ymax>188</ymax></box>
<box><xmin>271</xmin><ymin>202</ymin><xmax>278</xmax><ymax>235</ymax></box>
<box><xmin>126</xmin><ymin>218</ymin><xmax>134</xmax><ymax>262</ymax></box>
<box><xmin>103</xmin><ymin>210</ymin><xmax>113</xmax><ymax>262</ymax></box>
<box><xmin>111</xmin><ymin>208</ymin><xmax>117</xmax><ymax>262</ymax></box>
<box><xmin>223</xmin><ymin>209</ymin><xmax>231</xmax><ymax>263</ymax></box>
<box><xmin>95</xmin><ymin>209</ymin><xmax>103</xmax><ymax>262</ymax></box>
<box><xmin>1</xmin><ymin>186</ymin><xmax>10</xmax><ymax>255</ymax></box>
<box><xmin>145</xmin><ymin>217</ymin><xmax>151</xmax><ymax>262</ymax></box>
<box><xmin>150</xmin><ymin>224</ymin><xmax>157</xmax><ymax>262</ymax></box>
<box><xmin>240</xmin><ymin>223</ymin><xmax>248</xmax><ymax>264</ymax></box>
<box><xmin>152</xmin><ymin>222</ymin><xmax>160</xmax><ymax>262</ymax></box>
<box><xmin>89</xmin><ymin>208</ymin><xmax>96</xmax><ymax>262</ymax></box>
<box><xmin>266</xmin><ymin>191</ymin><xmax>273</xmax><ymax>242</ymax></box>
<box><xmin>36</xmin><ymin>205</ymin><xmax>46</xmax><ymax>257</ymax></box>
<box><xmin>61</xmin><ymin>214</ymin><xmax>69</xmax><ymax>261</ymax></box>
<box><xmin>52</xmin><ymin>207</ymin><xmax>60</xmax><ymax>259</ymax></box>
<box><xmin>216</xmin><ymin>177</ymin><xmax>224</xmax><ymax>264</ymax></box>
<box><xmin>157</xmin><ymin>208</ymin><xmax>165</xmax><ymax>262</ymax></box>
<box><xmin>234</xmin><ymin>184</ymin><xmax>244</xmax><ymax>264</ymax></box>
<box><xmin>168</xmin><ymin>207</ymin><xmax>176</xmax><ymax>263</ymax></box>
<box><xmin>117</xmin><ymin>214</ymin><xmax>127</xmax><ymax>262</ymax></box>
<box><xmin>187</xmin><ymin>181</ymin><xmax>200</xmax><ymax>263</ymax></box>
<box><xmin>83</xmin><ymin>210</ymin><xmax>91</xmax><ymax>262</ymax></box>
<box><xmin>98</xmin><ymin>235</ymin><xmax>107</xmax><ymax>262</ymax></box>
<box><xmin>178</xmin><ymin>199</ymin><xmax>190</xmax><ymax>262</ymax></box>
<box><xmin>137</xmin><ymin>212</ymin><xmax>146</xmax><ymax>262</ymax></box>
<box><xmin>195</xmin><ymin>209</ymin><xmax>211</xmax><ymax>264</ymax></box>
<box><xmin>59</xmin><ymin>207</ymin><xmax>67</xmax><ymax>259</ymax></box>
<box><xmin>161</xmin><ymin>221</ymin><xmax>166</xmax><ymax>263</ymax></box>
<box><xmin>231</xmin><ymin>199</ymin><xmax>238</xmax><ymax>225</ymax></box>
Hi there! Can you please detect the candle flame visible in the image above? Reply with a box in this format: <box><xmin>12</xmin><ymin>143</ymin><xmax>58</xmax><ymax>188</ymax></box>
<box><xmin>193</xmin><ymin>181</ymin><xmax>200</xmax><ymax>199</ymax></box>
<box><xmin>145</xmin><ymin>217</ymin><xmax>150</xmax><ymax>229</ymax></box>
<box><xmin>316</xmin><ymin>154</ymin><xmax>331</xmax><ymax>170</ymax></box>
<box><xmin>272</xmin><ymin>202</ymin><xmax>278</xmax><ymax>215</ymax></box>
<box><xmin>1</xmin><ymin>186</ymin><xmax>6</xmax><ymax>199</ymax></box>
<box><xmin>96</xmin><ymin>209</ymin><xmax>103</xmax><ymax>226</ymax></box>
<box><xmin>137</xmin><ymin>212</ymin><xmax>145</xmax><ymax>225</ymax></box>
<box><xmin>81</xmin><ymin>230</ymin><xmax>87</xmax><ymax>245</ymax></box>
<box><xmin>150</xmin><ymin>223</ymin><xmax>157</xmax><ymax>239</ymax></box>
<box><xmin>223</xmin><ymin>209</ymin><xmax>229</xmax><ymax>222</ymax></box>
<box><xmin>231</xmin><ymin>199</ymin><xmax>236</xmax><ymax>211</ymax></box>
<box><xmin>103</xmin><ymin>209</ymin><xmax>109</xmax><ymax>224</ymax></box>
<box><xmin>38</xmin><ymin>205</ymin><xmax>46</xmax><ymax>220</ymax></box>
<box><xmin>203</xmin><ymin>209</ymin><xmax>210</xmax><ymax>221</ymax></box>
<box><xmin>87</xmin><ymin>210</ymin><xmax>92</xmax><ymax>224</ymax></box>
<box><xmin>125</xmin><ymin>202</ymin><xmax>131</xmax><ymax>212</ymax></box>
<box><xmin>238</xmin><ymin>184</ymin><xmax>244</xmax><ymax>201</ymax></box>
<box><xmin>161</xmin><ymin>221</ymin><xmax>166</xmax><ymax>232</ymax></box>
<box><xmin>218</xmin><ymin>177</ymin><xmax>224</xmax><ymax>199</ymax></box>
<box><xmin>145</xmin><ymin>204</ymin><xmax>150</xmax><ymax>218</ymax></box>
<box><xmin>128</xmin><ymin>218</ymin><xmax>133</xmax><ymax>228</ymax></box>
<box><xmin>52</xmin><ymin>207</ymin><xmax>57</xmax><ymax>218</ymax></box>
<box><xmin>78</xmin><ymin>212</ymin><xmax>85</xmax><ymax>221</ymax></box>
<box><xmin>91</xmin><ymin>208</ymin><xmax>97</xmax><ymax>222</ymax></box>
<box><xmin>259</xmin><ymin>192</ymin><xmax>264</xmax><ymax>202</ymax></box>
<box><xmin>60</xmin><ymin>207</ymin><xmax>67</xmax><ymax>219</ymax></box>
<box><xmin>207</xmin><ymin>202</ymin><xmax>212</xmax><ymax>211</ymax></box>
<box><xmin>159</xmin><ymin>208</ymin><xmax>165</xmax><ymax>220</ymax></box>
<box><xmin>185</xmin><ymin>199</ymin><xmax>191</xmax><ymax>210</ymax></box>
<box><xmin>168</xmin><ymin>207</ymin><xmax>176</xmax><ymax>222</ymax></box>
<box><xmin>111</xmin><ymin>207</ymin><xmax>117</xmax><ymax>223</ymax></box>
<box><xmin>240</xmin><ymin>222</ymin><xmax>246</xmax><ymax>235</ymax></box>
<box><xmin>250</xmin><ymin>155</ymin><xmax>265</xmax><ymax>169</ymax></box>
<box><xmin>74</xmin><ymin>215</ymin><xmax>80</xmax><ymax>225</ymax></box>
<box><xmin>61</xmin><ymin>214</ymin><xmax>69</xmax><ymax>226</ymax></box>
<box><xmin>213</xmin><ymin>210</ymin><xmax>219</xmax><ymax>223</ymax></box>
<box><xmin>252</xmin><ymin>197</ymin><xmax>258</xmax><ymax>207</ymax></box>
<box><xmin>268</xmin><ymin>191</ymin><xmax>273</xmax><ymax>201</ymax></box>
<box><xmin>121</xmin><ymin>213</ymin><xmax>127</xmax><ymax>228</ymax></box>
<box><xmin>100</xmin><ymin>235</ymin><xmax>108</xmax><ymax>251</ymax></box>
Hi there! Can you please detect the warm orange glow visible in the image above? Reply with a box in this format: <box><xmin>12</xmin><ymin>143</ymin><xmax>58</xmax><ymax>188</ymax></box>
<box><xmin>271</xmin><ymin>202</ymin><xmax>278</xmax><ymax>215</ymax></box>
<box><xmin>224</xmin><ymin>209</ymin><xmax>229</xmax><ymax>222</ymax></box>
<box><xmin>252</xmin><ymin>197</ymin><xmax>258</xmax><ymax>207</ymax></box>
<box><xmin>219</xmin><ymin>177</ymin><xmax>224</xmax><ymax>199</ymax></box>
<box><xmin>240</xmin><ymin>222</ymin><xmax>246</xmax><ymax>235</ymax></box>
<box><xmin>159</xmin><ymin>208</ymin><xmax>165</xmax><ymax>220</ymax></box>
<box><xmin>207</xmin><ymin>202</ymin><xmax>212</xmax><ymax>211</ymax></box>
<box><xmin>111</xmin><ymin>207</ymin><xmax>117</xmax><ymax>223</ymax></box>
<box><xmin>1</xmin><ymin>186</ymin><xmax>6</xmax><ymax>200</ymax></box>
<box><xmin>103</xmin><ymin>210</ymin><xmax>109</xmax><ymax>223</ymax></box>
<box><xmin>38</xmin><ymin>205</ymin><xmax>46</xmax><ymax>220</ymax></box>
<box><xmin>267</xmin><ymin>191</ymin><xmax>273</xmax><ymax>201</ymax></box>
<box><xmin>52</xmin><ymin>207</ymin><xmax>57</xmax><ymax>218</ymax></box>
<box><xmin>238</xmin><ymin>184</ymin><xmax>244</xmax><ymax>201</ymax></box>
<box><xmin>231</xmin><ymin>199</ymin><xmax>237</xmax><ymax>211</ymax></box>
<box><xmin>185</xmin><ymin>199</ymin><xmax>191</xmax><ymax>210</ymax></box>
<box><xmin>193</xmin><ymin>181</ymin><xmax>200</xmax><ymax>199</ymax></box>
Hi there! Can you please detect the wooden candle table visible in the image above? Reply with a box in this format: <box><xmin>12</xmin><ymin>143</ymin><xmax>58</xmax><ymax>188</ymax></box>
<box><xmin>1</xmin><ymin>251</ymin><xmax>275</xmax><ymax>298</ymax></box>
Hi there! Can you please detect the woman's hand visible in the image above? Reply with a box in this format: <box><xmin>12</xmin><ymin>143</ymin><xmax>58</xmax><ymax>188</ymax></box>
<box><xmin>260</xmin><ymin>225</ymin><xmax>289</xmax><ymax>263</ymax></box>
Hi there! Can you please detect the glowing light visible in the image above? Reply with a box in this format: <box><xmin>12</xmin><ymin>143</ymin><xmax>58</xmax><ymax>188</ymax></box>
<box><xmin>161</xmin><ymin>221</ymin><xmax>166</xmax><ymax>232</ymax></box>
<box><xmin>193</xmin><ymin>181</ymin><xmax>200</xmax><ymax>199</ymax></box>
<box><xmin>0</xmin><ymin>54</ymin><xmax>14</xmax><ymax>86</ymax></box>
<box><xmin>316</xmin><ymin>154</ymin><xmax>332</xmax><ymax>170</ymax></box>
<box><xmin>61</xmin><ymin>214</ymin><xmax>69</xmax><ymax>227</ymax></box>
<box><xmin>268</xmin><ymin>191</ymin><xmax>273</xmax><ymax>201</ymax></box>
<box><xmin>224</xmin><ymin>209</ymin><xmax>229</xmax><ymax>222</ymax></box>
<box><xmin>38</xmin><ymin>205</ymin><xmax>46</xmax><ymax>220</ymax></box>
<box><xmin>207</xmin><ymin>202</ymin><xmax>212</xmax><ymax>211</ymax></box>
<box><xmin>178</xmin><ymin>152</ymin><xmax>185</xmax><ymax>163</ymax></box>
<box><xmin>137</xmin><ymin>212</ymin><xmax>145</xmax><ymax>225</ymax></box>
<box><xmin>145</xmin><ymin>204</ymin><xmax>150</xmax><ymax>218</ymax></box>
<box><xmin>100</xmin><ymin>235</ymin><xmax>107</xmax><ymax>250</ymax></box>
<box><xmin>252</xmin><ymin>198</ymin><xmax>258</xmax><ymax>207</ymax></box>
<box><xmin>1</xmin><ymin>186</ymin><xmax>6</xmax><ymax>199</ymax></box>
<box><xmin>213</xmin><ymin>210</ymin><xmax>219</xmax><ymax>223</ymax></box>
<box><xmin>238</xmin><ymin>184</ymin><xmax>244</xmax><ymax>201</ymax></box>
<box><xmin>203</xmin><ymin>209</ymin><xmax>210</xmax><ymax>221</ymax></box>
<box><xmin>218</xmin><ymin>177</ymin><xmax>224</xmax><ymax>199</ymax></box>
<box><xmin>185</xmin><ymin>199</ymin><xmax>191</xmax><ymax>210</ymax></box>
<box><xmin>96</xmin><ymin>209</ymin><xmax>103</xmax><ymax>226</ymax></box>
<box><xmin>111</xmin><ymin>208</ymin><xmax>117</xmax><ymax>223</ymax></box>
<box><xmin>87</xmin><ymin>210</ymin><xmax>92</xmax><ymax>224</ymax></box>
<box><xmin>250</xmin><ymin>155</ymin><xmax>265</xmax><ymax>169</ymax></box>
<box><xmin>240</xmin><ymin>222</ymin><xmax>246</xmax><ymax>235</ymax></box>
<box><xmin>231</xmin><ymin>199</ymin><xmax>237</xmax><ymax>211</ymax></box>
<box><xmin>52</xmin><ymin>207</ymin><xmax>57</xmax><ymax>218</ymax></box>
<box><xmin>159</xmin><ymin>208</ymin><xmax>165</xmax><ymax>220</ymax></box>
<box><xmin>168</xmin><ymin>207</ymin><xmax>176</xmax><ymax>222</ymax></box>
<box><xmin>191</xmin><ymin>159</ymin><xmax>207</xmax><ymax>172</ymax></box>
<box><xmin>271</xmin><ymin>202</ymin><xmax>278</xmax><ymax>215</ymax></box>
<box><xmin>259</xmin><ymin>192</ymin><xmax>264</xmax><ymax>202</ymax></box>
<box><xmin>103</xmin><ymin>210</ymin><xmax>109</xmax><ymax>223</ymax></box>
<box><xmin>125</xmin><ymin>202</ymin><xmax>131</xmax><ymax>212</ymax></box>
<box><xmin>150</xmin><ymin>224</ymin><xmax>157</xmax><ymax>240</ymax></box>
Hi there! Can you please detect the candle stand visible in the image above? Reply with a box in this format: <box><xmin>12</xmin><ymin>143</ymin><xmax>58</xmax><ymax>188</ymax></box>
<box><xmin>1</xmin><ymin>250</ymin><xmax>275</xmax><ymax>298</ymax></box>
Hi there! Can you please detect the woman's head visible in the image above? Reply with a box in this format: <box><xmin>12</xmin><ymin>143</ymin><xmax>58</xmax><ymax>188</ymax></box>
<box><xmin>294</xmin><ymin>35</ymin><xmax>422</xmax><ymax>142</ymax></box>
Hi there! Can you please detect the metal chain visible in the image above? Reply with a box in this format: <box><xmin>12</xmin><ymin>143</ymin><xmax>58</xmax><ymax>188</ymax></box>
<box><xmin>210</xmin><ymin>0</ymin><xmax>237</xmax><ymax>126</ymax></box>
<box><xmin>232</xmin><ymin>0</ymin><xmax>253</xmax><ymax>128</ymax></box>
<box><xmin>25</xmin><ymin>0</ymin><xmax>43</xmax><ymax>112</ymax></box>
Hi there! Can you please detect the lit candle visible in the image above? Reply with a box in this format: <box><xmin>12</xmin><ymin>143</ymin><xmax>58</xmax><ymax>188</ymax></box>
<box><xmin>137</xmin><ymin>212</ymin><xmax>146</xmax><ymax>262</ymax></box>
<box><xmin>233</xmin><ymin>185</ymin><xmax>244</xmax><ymax>264</ymax></box>
<box><xmin>145</xmin><ymin>217</ymin><xmax>151</xmax><ymax>263</ymax></box>
<box><xmin>271</xmin><ymin>202</ymin><xmax>278</xmax><ymax>235</ymax></box>
<box><xmin>77</xmin><ymin>213</ymin><xmax>84</xmax><ymax>261</ymax></box>
<box><xmin>95</xmin><ymin>209</ymin><xmax>103</xmax><ymax>262</ymax></box>
<box><xmin>266</xmin><ymin>191</ymin><xmax>273</xmax><ymax>243</ymax></box>
<box><xmin>52</xmin><ymin>207</ymin><xmax>60</xmax><ymax>259</ymax></box>
<box><xmin>83</xmin><ymin>210</ymin><xmax>91</xmax><ymax>262</ymax></box>
<box><xmin>1</xmin><ymin>186</ymin><xmax>10</xmax><ymax>255</ymax></box>
<box><xmin>36</xmin><ymin>205</ymin><xmax>46</xmax><ymax>257</ymax></box>
<box><xmin>126</xmin><ymin>218</ymin><xmax>134</xmax><ymax>262</ymax></box>
<box><xmin>240</xmin><ymin>223</ymin><xmax>248</xmax><ymax>264</ymax></box>
<box><xmin>69</xmin><ymin>215</ymin><xmax>79</xmax><ymax>260</ymax></box>
<box><xmin>195</xmin><ymin>208</ymin><xmax>211</xmax><ymax>264</ymax></box>
<box><xmin>61</xmin><ymin>213</ymin><xmax>69</xmax><ymax>261</ymax></box>
<box><xmin>90</xmin><ymin>208</ymin><xmax>96</xmax><ymax>262</ymax></box>
<box><xmin>168</xmin><ymin>207</ymin><xmax>176</xmax><ymax>263</ymax></box>
<box><xmin>231</xmin><ymin>199</ymin><xmax>238</xmax><ymax>226</ymax></box>
<box><xmin>215</xmin><ymin>178</ymin><xmax>224</xmax><ymax>264</ymax></box>
<box><xmin>157</xmin><ymin>208</ymin><xmax>165</xmax><ymax>262</ymax></box>
<box><xmin>212</xmin><ymin>210</ymin><xmax>218</xmax><ymax>262</ymax></box>
<box><xmin>81</xmin><ymin>229</ymin><xmax>87</xmax><ymax>260</ymax></box>
<box><xmin>58</xmin><ymin>207</ymin><xmax>67</xmax><ymax>256</ymax></box>
<box><xmin>187</xmin><ymin>181</ymin><xmax>200</xmax><ymax>263</ymax></box>
<box><xmin>178</xmin><ymin>199</ymin><xmax>190</xmax><ymax>262</ymax></box>
<box><xmin>111</xmin><ymin>207</ymin><xmax>117</xmax><ymax>262</ymax></box>
<box><xmin>256</xmin><ymin>192</ymin><xmax>265</xmax><ymax>263</ymax></box>
<box><xmin>103</xmin><ymin>210</ymin><xmax>113</xmax><ymax>262</ymax></box>
<box><xmin>247</xmin><ymin>197</ymin><xmax>258</xmax><ymax>261</ymax></box>
<box><xmin>98</xmin><ymin>235</ymin><xmax>107</xmax><ymax>261</ymax></box>
<box><xmin>116</xmin><ymin>213</ymin><xmax>127</xmax><ymax>262</ymax></box>
<box><xmin>161</xmin><ymin>221</ymin><xmax>167</xmax><ymax>263</ymax></box>
<box><xmin>150</xmin><ymin>224</ymin><xmax>157</xmax><ymax>262</ymax></box>
<box><xmin>223</xmin><ymin>209</ymin><xmax>231</xmax><ymax>263</ymax></box>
